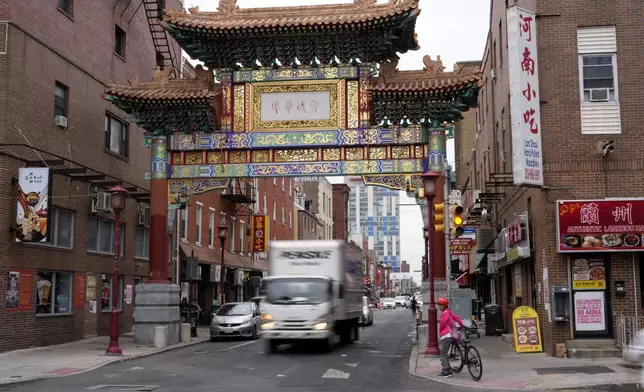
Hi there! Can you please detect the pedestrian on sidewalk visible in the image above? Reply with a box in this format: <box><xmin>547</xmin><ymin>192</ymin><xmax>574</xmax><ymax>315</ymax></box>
<box><xmin>437</xmin><ymin>297</ymin><xmax>465</xmax><ymax>378</ymax></box>
<box><xmin>410</xmin><ymin>296</ymin><xmax>418</xmax><ymax>316</ymax></box>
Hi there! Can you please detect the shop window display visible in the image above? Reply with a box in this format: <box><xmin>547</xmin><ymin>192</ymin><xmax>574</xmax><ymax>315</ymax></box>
<box><xmin>101</xmin><ymin>274</ymin><xmax>124</xmax><ymax>312</ymax></box>
<box><xmin>36</xmin><ymin>271</ymin><xmax>72</xmax><ymax>315</ymax></box>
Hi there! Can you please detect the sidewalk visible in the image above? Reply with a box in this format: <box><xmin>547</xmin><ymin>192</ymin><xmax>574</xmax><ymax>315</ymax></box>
<box><xmin>0</xmin><ymin>328</ymin><xmax>209</xmax><ymax>386</ymax></box>
<box><xmin>410</xmin><ymin>324</ymin><xmax>641</xmax><ymax>391</ymax></box>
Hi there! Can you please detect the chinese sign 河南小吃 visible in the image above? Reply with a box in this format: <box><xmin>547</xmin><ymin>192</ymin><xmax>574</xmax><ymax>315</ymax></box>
<box><xmin>507</xmin><ymin>7</ymin><xmax>543</xmax><ymax>187</ymax></box>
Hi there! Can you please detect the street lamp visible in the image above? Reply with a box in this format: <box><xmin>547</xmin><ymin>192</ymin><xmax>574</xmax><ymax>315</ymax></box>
<box><xmin>105</xmin><ymin>185</ymin><xmax>128</xmax><ymax>356</ymax></box>
<box><xmin>218</xmin><ymin>225</ymin><xmax>228</xmax><ymax>304</ymax></box>
<box><xmin>421</xmin><ymin>170</ymin><xmax>441</xmax><ymax>356</ymax></box>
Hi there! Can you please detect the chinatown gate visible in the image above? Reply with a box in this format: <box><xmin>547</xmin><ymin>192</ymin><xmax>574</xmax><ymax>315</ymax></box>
<box><xmin>104</xmin><ymin>0</ymin><xmax>480</xmax><ymax>344</ymax></box>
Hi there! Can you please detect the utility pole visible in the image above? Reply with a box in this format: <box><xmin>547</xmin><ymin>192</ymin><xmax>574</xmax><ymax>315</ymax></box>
<box><xmin>444</xmin><ymin>161</ymin><xmax>452</xmax><ymax>302</ymax></box>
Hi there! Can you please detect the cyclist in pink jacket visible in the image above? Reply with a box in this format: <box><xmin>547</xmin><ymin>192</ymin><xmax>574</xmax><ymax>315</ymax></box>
<box><xmin>437</xmin><ymin>297</ymin><xmax>465</xmax><ymax>377</ymax></box>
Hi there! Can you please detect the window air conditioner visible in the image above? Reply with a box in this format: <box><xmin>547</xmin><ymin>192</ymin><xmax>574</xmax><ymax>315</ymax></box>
<box><xmin>54</xmin><ymin>115</ymin><xmax>68</xmax><ymax>128</ymax></box>
<box><xmin>138</xmin><ymin>205</ymin><xmax>151</xmax><ymax>225</ymax></box>
<box><xmin>94</xmin><ymin>192</ymin><xmax>112</xmax><ymax>212</ymax></box>
<box><xmin>589</xmin><ymin>89</ymin><xmax>610</xmax><ymax>102</ymax></box>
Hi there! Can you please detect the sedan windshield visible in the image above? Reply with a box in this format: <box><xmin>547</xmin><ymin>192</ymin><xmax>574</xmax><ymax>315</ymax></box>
<box><xmin>217</xmin><ymin>303</ymin><xmax>251</xmax><ymax>316</ymax></box>
<box><xmin>264</xmin><ymin>278</ymin><xmax>331</xmax><ymax>305</ymax></box>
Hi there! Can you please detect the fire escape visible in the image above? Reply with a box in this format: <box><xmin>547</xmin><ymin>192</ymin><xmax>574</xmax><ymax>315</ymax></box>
<box><xmin>221</xmin><ymin>179</ymin><xmax>257</xmax><ymax>220</ymax></box>
<box><xmin>142</xmin><ymin>0</ymin><xmax>178</xmax><ymax>78</ymax></box>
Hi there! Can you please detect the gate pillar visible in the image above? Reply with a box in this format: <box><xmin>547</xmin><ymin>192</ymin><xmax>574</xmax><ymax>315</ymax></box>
<box><xmin>133</xmin><ymin>134</ymin><xmax>181</xmax><ymax>345</ymax></box>
<box><xmin>427</xmin><ymin>126</ymin><xmax>447</xmax><ymax>281</ymax></box>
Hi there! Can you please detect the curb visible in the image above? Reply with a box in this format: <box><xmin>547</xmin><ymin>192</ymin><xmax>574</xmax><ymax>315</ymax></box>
<box><xmin>0</xmin><ymin>338</ymin><xmax>209</xmax><ymax>389</ymax></box>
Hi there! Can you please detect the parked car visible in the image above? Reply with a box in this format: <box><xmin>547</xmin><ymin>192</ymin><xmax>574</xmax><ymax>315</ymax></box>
<box><xmin>394</xmin><ymin>296</ymin><xmax>407</xmax><ymax>308</ymax></box>
<box><xmin>210</xmin><ymin>302</ymin><xmax>261</xmax><ymax>341</ymax></box>
<box><xmin>382</xmin><ymin>298</ymin><xmax>396</xmax><ymax>309</ymax></box>
<box><xmin>360</xmin><ymin>296</ymin><xmax>373</xmax><ymax>326</ymax></box>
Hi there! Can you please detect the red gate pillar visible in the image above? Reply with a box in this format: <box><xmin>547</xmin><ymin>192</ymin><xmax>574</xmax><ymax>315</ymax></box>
<box><xmin>433</xmin><ymin>175</ymin><xmax>446</xmax><ymax>280</ymax></box>
<box><xmin>148</xmin><ymin>135</ymin><xmax>170</xmax><ymax>283</ymax></box>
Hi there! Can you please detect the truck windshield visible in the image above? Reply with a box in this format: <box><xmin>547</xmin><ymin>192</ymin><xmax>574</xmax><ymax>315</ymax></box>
<box><xmin>264</xmin><ymin>278</ymin><xmax>330</xmax><ymax>305</ymax></box>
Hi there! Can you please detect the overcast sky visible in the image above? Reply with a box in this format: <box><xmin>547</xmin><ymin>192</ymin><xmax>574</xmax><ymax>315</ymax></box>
<box><xmin>184</xmin><ymin>0</ymin><xmax>490</xmax><ymax>284</ymax></box>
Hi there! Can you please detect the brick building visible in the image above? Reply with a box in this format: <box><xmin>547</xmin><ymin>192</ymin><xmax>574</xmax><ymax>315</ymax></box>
<box><xmin>332</xmin><ymin>184</ymin><xmax>350</xmax><ymax>241</ymax></box>
<box><xmin>0</xmin><ymin>0</ymin><xmax>183</xmax><ymax>352</ymax></box>
<box><xmin>460</xmin><ymin>0</ymin><xmax>644</xmax><ymax>356</ymax></box>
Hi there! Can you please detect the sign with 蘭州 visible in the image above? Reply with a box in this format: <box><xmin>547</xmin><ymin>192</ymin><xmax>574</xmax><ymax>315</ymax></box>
<box><xmin>507</xmin><ymin>7</ymin><xmax>543</xmax><ymax>187</ymax></box>
<box><xmin>557</xmin><ymin>199</ymin><xmax>644</xmax><ymax>253</ymax></box>
<box><xmin>251</xmin><ymin>215</ymin><xmax>269</xmax><ymax>253</ymax></box>
<box><xmin>512</xmin><ymin>306</ymin><xmax>543</xmax><ymax>353</ymax></box>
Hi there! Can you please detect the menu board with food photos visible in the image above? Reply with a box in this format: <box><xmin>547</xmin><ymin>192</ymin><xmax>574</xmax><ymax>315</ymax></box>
<box><xmin>572</xmin><ymin>257</ymin><xmax>606</xmax><ymax>290</ymax></box>
<box><xmin>512</xmin><ymin>306</ymin><xmax>543</xmax><ymax>353</ymax></box>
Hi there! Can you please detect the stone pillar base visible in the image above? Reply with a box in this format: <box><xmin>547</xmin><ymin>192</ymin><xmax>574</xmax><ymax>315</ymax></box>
<box><xmin>134</xmin><ymin>283</ymin><xmax>181</xmax><ymax>345</ymax></box>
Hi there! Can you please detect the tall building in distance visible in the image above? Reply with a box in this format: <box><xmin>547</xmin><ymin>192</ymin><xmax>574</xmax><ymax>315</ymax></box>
<box><xmin>347</xmin><ymin>177</ymin><xmax>401</xmax><ymax>272</ymax></box>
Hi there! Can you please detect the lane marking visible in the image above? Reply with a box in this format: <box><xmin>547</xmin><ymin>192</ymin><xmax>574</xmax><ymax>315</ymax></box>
<box><xmin>219</xmin><ymin>340</ymin><xmax>257</xmax><ymax>351</ymax></box>
<box><xmin>343</xmin><ymin>363</ymin><xmax>359</xmax><ymax>368</ymax></box>
<box><xmin>123</xmin><ymin>367</ymin><xmax>144</xmax><ymax>372</ymax></box>
<box><xmin>277</xmin><ymin>365</ymin><xmax>297</xmax><ymax>378</ymax></box>
<box><xmin>321</xmin><ymin>369</ymin><xmax>350</xmax><ymax>379</ymax></box>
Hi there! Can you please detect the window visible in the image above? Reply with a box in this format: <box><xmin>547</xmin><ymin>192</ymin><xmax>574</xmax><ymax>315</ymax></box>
<box><xmin>230</xmin><ymin>219</ymin><xmax>236</xmax><ymax>252</ymax></box>
<box><xmin>135</xmin><ymin>228</ymin><xmax>150</xmax><ymax>259</ymax></box>
<box><xmin>54</xmin><ymin>82</ymin><xmax>68</xmax><ymax>118</ymax></box>
<box><xmin>87</xmin><ymin>217</ymin><xmax>124</xmax><ymax>256</ymax></box>
<box><xmin>114</xmin><ymin>25</ymin><xmax>126</xmax><ymax>58</ymax></box>
<box><xmin>104</xmin><ymin>113</ymin><xmax>129</xmax><ymax>157</ymax></box>
<box><xmin>289</xmin><ymin>209</ymin><xmax>292</xmax><ymax>229</ymax></box>
<box><xmin>281</xmin><ymin>204</ymin><xmax>285</xmax><ymax>225</ymax></box>
<box><xmin>272</xmin><ymin>199</ymin><xmax>277</xmax><ymax>221</ymax></box>
<box><xmin>46</xmin><ymin>207</ymin><xmax>74</xmax><ymax>248</ymax></box>
<box><xmin>240</xmin><ymin>222</ymin><xmax>244</xmax><ymax>252</ymax></box>
<box><xmin>58</xmin><ymin>0</ymin><xmax>73</xmax><ymax>16</ymax></box>
<box><xmin>263</xmin><ymin>193</ymin><xmax>267</xmax><ymax>214</ymax></box>
<box><xmin>220</xmin><ymin>212</ymin><xmax>226</xmax><ymax>225</ymax></box>
<box><xmin>195</xmin><ymin>204</ymin><xmax>203</xmax><ymax>245</ymax></box>
<box><xmin>209</xmin><ymin>208</ymin><xmax>215</xmax><ymax>247</ymax></box>
<box><xmin>180</xmin><ymin>208</ymin><xmax>188</xmax><ymax>241</ymax></box>
<box><xmin>101</xmin><ymin>274</ymin><xmax>124</xmax><ymax>312</ymax></box>
<box><xmin>577</xmin><ymin>26</ymin><xmax>620</xmax><ymax>134</ymax></box>
<box><xmin>35</xmin><ymin>271</ymin><xmax>72</xmax><ymax>315</ymax></box>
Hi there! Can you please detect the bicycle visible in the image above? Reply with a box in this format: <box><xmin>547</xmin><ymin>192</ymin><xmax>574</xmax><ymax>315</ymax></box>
<box><xmin>447</xmin><ymin>330</ymin><xmax>483</xmax><ymax>381</ymax></box>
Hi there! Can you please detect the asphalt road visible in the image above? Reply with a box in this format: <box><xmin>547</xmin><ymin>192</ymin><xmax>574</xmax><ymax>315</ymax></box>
<box><xmin>0</xmin><ymin>308</ymin><xmax>479</xmax><ymax>392</ymax></box>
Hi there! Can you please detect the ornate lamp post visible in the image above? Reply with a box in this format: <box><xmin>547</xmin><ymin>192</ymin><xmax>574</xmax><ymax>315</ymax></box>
<box><xmin>217</xmin><ymin>225</ymin><xmax>228</xmax><ymax>304</ymax></box>
<box><xmin>422</xmin><ymin>170</ymin><xmax>441</xmax><ymax>356</ymax></box>
<box><xmin>422</xmin><ymin>227</ymin><xmax>430</xmax><ymax>281</ymax></box>
<box><xmin>105</xmin><ymin>185</ymin><xmax>128</xmax><ymax>356</ymax></box>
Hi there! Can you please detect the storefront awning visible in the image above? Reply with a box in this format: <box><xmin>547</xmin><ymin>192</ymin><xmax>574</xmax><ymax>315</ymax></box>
<box><xmin>455</xmin><ymin>272</ymin><xmax>470</xmax><ymax>287</ymax></box>
<box><xmin>179</xmin><ymin>243</ymin><xmax>267</xmax><ymax>272</ymax></box>
<box><xmin>472</xmin><ymin>253</ymin><xmax>488</xmax><ymax>274</ymax></box>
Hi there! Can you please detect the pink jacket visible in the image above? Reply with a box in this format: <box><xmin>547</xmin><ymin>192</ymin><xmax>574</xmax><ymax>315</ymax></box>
<box><xmin>439</xmin><ymin>308</ymin><xmax>465</xmax><ymax>337</ymax></box>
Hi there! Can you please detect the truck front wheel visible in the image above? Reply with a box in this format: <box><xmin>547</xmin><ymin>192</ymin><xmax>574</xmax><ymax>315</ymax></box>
<box><xmin>266</xmin><ymin>339</ymin><xmax>279</xmax><ymax>355</ymax></box>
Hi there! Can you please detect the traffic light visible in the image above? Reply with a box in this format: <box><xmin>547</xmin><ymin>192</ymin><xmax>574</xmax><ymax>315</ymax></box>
<box><xmin>433</xmin><ymin>202</ymin><xmax>445</xmax><ymax>233</ymax></box>
<box><xmin>452</xmin><ymin>204</ymin><xmax>465</xmax><ymax>237</ymax></box>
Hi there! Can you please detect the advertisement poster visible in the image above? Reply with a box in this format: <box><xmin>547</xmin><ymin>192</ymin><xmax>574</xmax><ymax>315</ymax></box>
<box><xmin>85</xmin><ymin>274</ymin><xmax>97</xmax><ymax>300</ymax></box>
<box><xmin>124</xmin><ymin>285</ymin><xmax>133</xmax><ymax>305</ymax></box>
<box><xmin>572</xmin><ymin>257</ymin><xmax>606</xmax><ymax>290</ymax></box>
<box><xmin>15</xmin><ymin>168</ymin><xmax>53</xmax><ymax>243</ymax></box>
<box><xmin>557</xmin><ymin>199</ymin><xmax>644</xmax><ymax>253</ymax></box>
<box><xmin>574</xmin><ymin>291</ymin><xmax>606</xmax><ymax>332</ymax></box>
<box><xmin>74</xmin><ymin>275</ymin><xmax>86</xmax><ymax>309</ymax></box>
<box><xmin>6</xmin><ymin>270</ymin><xmax>32</xmax><ymax>311</ymax></box>
<box><xmin>512</xmin><ymin>306</ymin><xmax>543</xmax><ymax>353</ymax></box>
<box><xmin>251</xmin><ymin>215</ymin><xmax>269</xmax><ymax>253</ymax></box>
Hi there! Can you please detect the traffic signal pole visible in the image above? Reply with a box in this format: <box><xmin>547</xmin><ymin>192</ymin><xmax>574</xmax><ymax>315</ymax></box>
<box><xmin>444</xmin><ymin>164</ymin><xmax>451</xmax><ymax>302</ymax></box>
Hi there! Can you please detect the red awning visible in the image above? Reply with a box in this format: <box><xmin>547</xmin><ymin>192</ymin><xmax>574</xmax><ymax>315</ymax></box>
<box><xmin>179</xmin><ymin>243</ymin><xmax>266</xmax><ymax>272</ymax></box>
<box><xmin>455</xmin><ymin>272</ymin><xmax>469</xmax><ymax>287</ymax></box>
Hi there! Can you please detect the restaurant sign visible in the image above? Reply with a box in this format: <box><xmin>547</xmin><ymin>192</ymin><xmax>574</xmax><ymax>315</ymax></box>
<box><xmin>512</xmin><ymin>306</ymin><xmax>543</xmax><ymax>353</ymax></box>
<box><xmin>556</xmin><ymin>199</ymin><xmax>644</xmax><ymax>253</ymax></box>
<box><xmin>507</xmin><ymin>213</ymin><xmax>531</xmax><ymax>262</ymax></box>
<box><xmin>450</xmin><ymin>238</ymin><xmax>472</xmax><ymax>255</ymax></box>
<box><xmin>251</xmin><ymin>215</ymin><xmax>269</xmax><ymax>253</ymax></box>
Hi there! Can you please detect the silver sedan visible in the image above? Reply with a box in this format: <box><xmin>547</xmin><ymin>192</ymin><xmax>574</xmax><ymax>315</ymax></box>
<box><xmin>210</xmin><ymin>302</ymin><xmax>261</xmax><ymax>341</ymax></box>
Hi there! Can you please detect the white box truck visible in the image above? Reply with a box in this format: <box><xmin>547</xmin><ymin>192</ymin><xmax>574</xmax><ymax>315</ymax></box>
<box><xmin>260</xmin><ymin>240</ymin><xmax>363</xmax><ymax>353</ymax></box>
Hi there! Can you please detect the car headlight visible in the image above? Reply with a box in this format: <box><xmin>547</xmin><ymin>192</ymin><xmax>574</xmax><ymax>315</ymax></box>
<box><xmin>241</xmin><ymin>316</ymin><xmax>252</xmax><ymax>325</ymax></box>
<box><xmin>313</xmin><ymin>322</ymin><xmax>328</xmax><ymax>331</ymax></box>
<box><xmin>261</xmin><ymin>322</ymin><xmax>275</xmax><ymax>330</ymax></box>
<box><xmin>261</xmin><ymin>314</ymin><xmax>272</xmax><ymax>321</ymax></box>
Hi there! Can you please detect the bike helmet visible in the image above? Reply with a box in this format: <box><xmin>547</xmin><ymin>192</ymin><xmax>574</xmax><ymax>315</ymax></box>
<box><xmin>436</xmin><ymin>297</ymin><xmax>449</xmax><ymax>306</ymax></box>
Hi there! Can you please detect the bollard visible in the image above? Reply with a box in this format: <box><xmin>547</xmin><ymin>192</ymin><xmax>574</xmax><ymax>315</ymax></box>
<box><xmin>153</xmin><ymin>325</ymin><xmax>168</xmax><ymax>348</ymax></box>
<box><xmin>180</xmin><ymin>323</ymin><xmax>191</xmax><ymax>343</ymax></box>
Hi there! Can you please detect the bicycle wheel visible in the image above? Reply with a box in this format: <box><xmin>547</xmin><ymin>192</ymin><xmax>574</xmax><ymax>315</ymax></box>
<box><xmin>466</xmin><ymin>345</ymin><xmax>483</xmax><ymax>381</ymax></box>
<box><xmin>448</xmin><ymin>341</ymin><xmax>464</xmax><ymax>373</ymax></box>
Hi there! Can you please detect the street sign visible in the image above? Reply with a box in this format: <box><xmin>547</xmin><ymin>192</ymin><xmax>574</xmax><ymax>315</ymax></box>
<box><xmin>449</xmin><ymin>190</ymin><xmax>462</xmax><ymax>206</ymax></box>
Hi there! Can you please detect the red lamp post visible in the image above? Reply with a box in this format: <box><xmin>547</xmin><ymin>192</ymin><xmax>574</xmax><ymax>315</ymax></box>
<box><xmin>422</xmin><ymin>227</ymin><xmax>430</xmax><ymax>281</ymax></box>
<box><xmin>217</xmin><ymin>225</ymin><xmax>228</xmax><ymax>304</ymax></box>
<box><xmin>422</xmin><ymin>170</ymin><xmax>441</xmax><ymax>356</ymax></box>
<box><xmin>105</xmin><ymin>185</ymin><xmax>128</xmax><ymax>356</ymax></box>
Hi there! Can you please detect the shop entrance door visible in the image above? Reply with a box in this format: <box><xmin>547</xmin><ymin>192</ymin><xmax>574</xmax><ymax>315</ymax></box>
<box><xmin>571</xmin><ymin>255</ymin><xmax>611</xmax><ymax>338</ymax></box>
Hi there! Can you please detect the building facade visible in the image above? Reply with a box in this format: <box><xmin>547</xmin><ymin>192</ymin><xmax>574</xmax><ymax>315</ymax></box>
<box><xmin>299</xmin><ymin>178</ymin><xmax>333</xmax><ymax>240</ymax></box>
<box><xmin>400</xmin><ymin>261</ymin><xmax>410</xmax><ymax>273</ymax></box>
<box><xmin>347</xmin><ymin>178</ymin><xmax>401</xmax><ymax>271</ymax></box>
<box><xmin>460</xmin><ymin>0</ymin><xmax>644</xmax><ymax>356</ymax></box>
<box><xmin>0</xmin><ymin>0</ymin><xmax>183</xmax><ymax>352</ymax></box>
<box><xmin>332</xmin><ymin>184</ymin><xmax>350</xmax><ymax>241</ymax></box>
